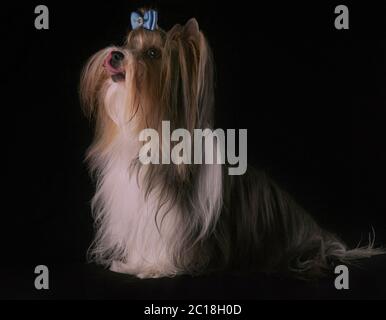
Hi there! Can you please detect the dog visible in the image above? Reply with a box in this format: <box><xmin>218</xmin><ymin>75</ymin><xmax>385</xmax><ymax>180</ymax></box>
<box><xmin>80</xmin><ymin>8</ymin><xmax>381</xmax><ymax>279</ymax></box>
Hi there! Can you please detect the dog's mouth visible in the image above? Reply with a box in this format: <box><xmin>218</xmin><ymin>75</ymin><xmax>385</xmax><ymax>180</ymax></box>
<box><xmin>111</xmin><ymin>72</ymin><xmax>126</xmax><ymax>82</ymax></box>
<box><xmin>103</xmin><ymin>54</ymin><xmax>126</xmax><ymax>83</ymax></box>
<box><xmin>104</xmin><ymin>63</ymin><xmax>126</xmax><ymax>82</ymax></box>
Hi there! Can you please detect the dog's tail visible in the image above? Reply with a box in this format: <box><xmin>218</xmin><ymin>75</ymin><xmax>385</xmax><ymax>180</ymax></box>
<box><xmin>286</xmin><ymin>227</ymin><xmax>385</xmax><ymax>279</ymax></box>
<box><xmin>217</xmin><ymin>167</ymin><xmax>385</xmax><ymax>279</ymax></box>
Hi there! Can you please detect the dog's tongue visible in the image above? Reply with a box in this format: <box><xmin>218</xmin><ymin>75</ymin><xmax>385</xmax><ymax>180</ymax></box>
<box><xmin>103</xmin><ymin>60</ymin><xmax>120</xmax><ymax>75</ymax></box>
<box><xmin>103</xmin><ymin>54</ymin><xmax>125</xmax><ymax>75</ymax></box>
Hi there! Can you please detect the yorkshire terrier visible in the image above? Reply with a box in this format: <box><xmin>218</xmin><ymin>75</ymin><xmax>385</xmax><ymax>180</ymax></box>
<box><xmin>80</xmin><ymin>8</ymin><xmax>381</xmax><ymax>279</ymax></box>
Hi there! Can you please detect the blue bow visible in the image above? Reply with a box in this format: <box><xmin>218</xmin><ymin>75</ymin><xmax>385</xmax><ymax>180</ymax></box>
<box><xmin>131</xmin><ymin>10</ymin><xmax>158</xmax><ymax>31</ymax></box>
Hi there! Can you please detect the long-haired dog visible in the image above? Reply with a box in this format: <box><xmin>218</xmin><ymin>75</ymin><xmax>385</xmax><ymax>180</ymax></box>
<box><xmin>80</xmin><ymin>9</ymin><xmax>382</xmax><ymax>279</ymax></box>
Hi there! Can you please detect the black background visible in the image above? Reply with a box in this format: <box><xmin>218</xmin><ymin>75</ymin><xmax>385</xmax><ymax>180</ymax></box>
<box><xmin>1</xmin><ymin>1</ymin><xmax>386</xmax><ymax>299</ymax></box>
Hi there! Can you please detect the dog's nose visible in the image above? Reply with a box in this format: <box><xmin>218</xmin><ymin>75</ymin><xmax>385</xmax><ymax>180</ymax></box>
<box><xmin>109</xmin><ymin>51</ymin><xmax>124</xmax><ymax>69</ymax></box>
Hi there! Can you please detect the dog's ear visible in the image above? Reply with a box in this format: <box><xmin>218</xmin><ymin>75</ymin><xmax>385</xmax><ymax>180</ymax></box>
<box><xmin>183</xmin><ymin>18</ymin><xmax>200</xmax><ymax>38</ymax></box>
<box><xmin>162</xmin><ymin>19</ymin><xmax>214</xmax><ymax>131</ymax></box>
<box><xmin>159</xmin><ymin>19</ymin><xmax>215</xmax><ymax>180</ymax></box>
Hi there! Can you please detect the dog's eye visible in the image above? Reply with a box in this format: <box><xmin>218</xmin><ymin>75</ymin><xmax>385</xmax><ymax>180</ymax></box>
<box><xmin>145</xmin><ymin>47</ymin><xmax>161</xmax><ymax>59</ymax></box>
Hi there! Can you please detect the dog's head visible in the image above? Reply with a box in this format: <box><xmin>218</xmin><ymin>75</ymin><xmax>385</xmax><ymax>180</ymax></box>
<box><xmin>80</xmin><ymin>9</ymin><xmax>214</xmax><ymax>150</ymax></box>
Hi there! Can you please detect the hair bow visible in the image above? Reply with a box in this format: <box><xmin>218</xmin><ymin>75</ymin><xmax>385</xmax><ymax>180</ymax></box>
<box><xmin>131</xmin><ymin>10</ymin><xmax>158</xmax><ymax>31</ymax></box>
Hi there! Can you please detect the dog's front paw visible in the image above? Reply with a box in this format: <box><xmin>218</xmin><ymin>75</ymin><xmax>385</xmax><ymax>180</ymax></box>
<box><xmin>110</xmin><ymin>261</ymin><xmax>178</xmax><ymax>278</ymax></box>
<box><xmin>110</xmin><ymin>260</ymin><xmax>136</xmax><ymax>274</ymax></box>
<box><xmin>136</xmin><ymin>269</ymin><xmax>178</xmax><ymax>279</ymax></box>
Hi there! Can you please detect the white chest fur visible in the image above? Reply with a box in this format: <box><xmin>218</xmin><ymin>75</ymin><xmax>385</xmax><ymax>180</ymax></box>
<box><xmin>91</xmin><ymin>129</ymin><xmax>179</xmax><ymax>278</ymax></box>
